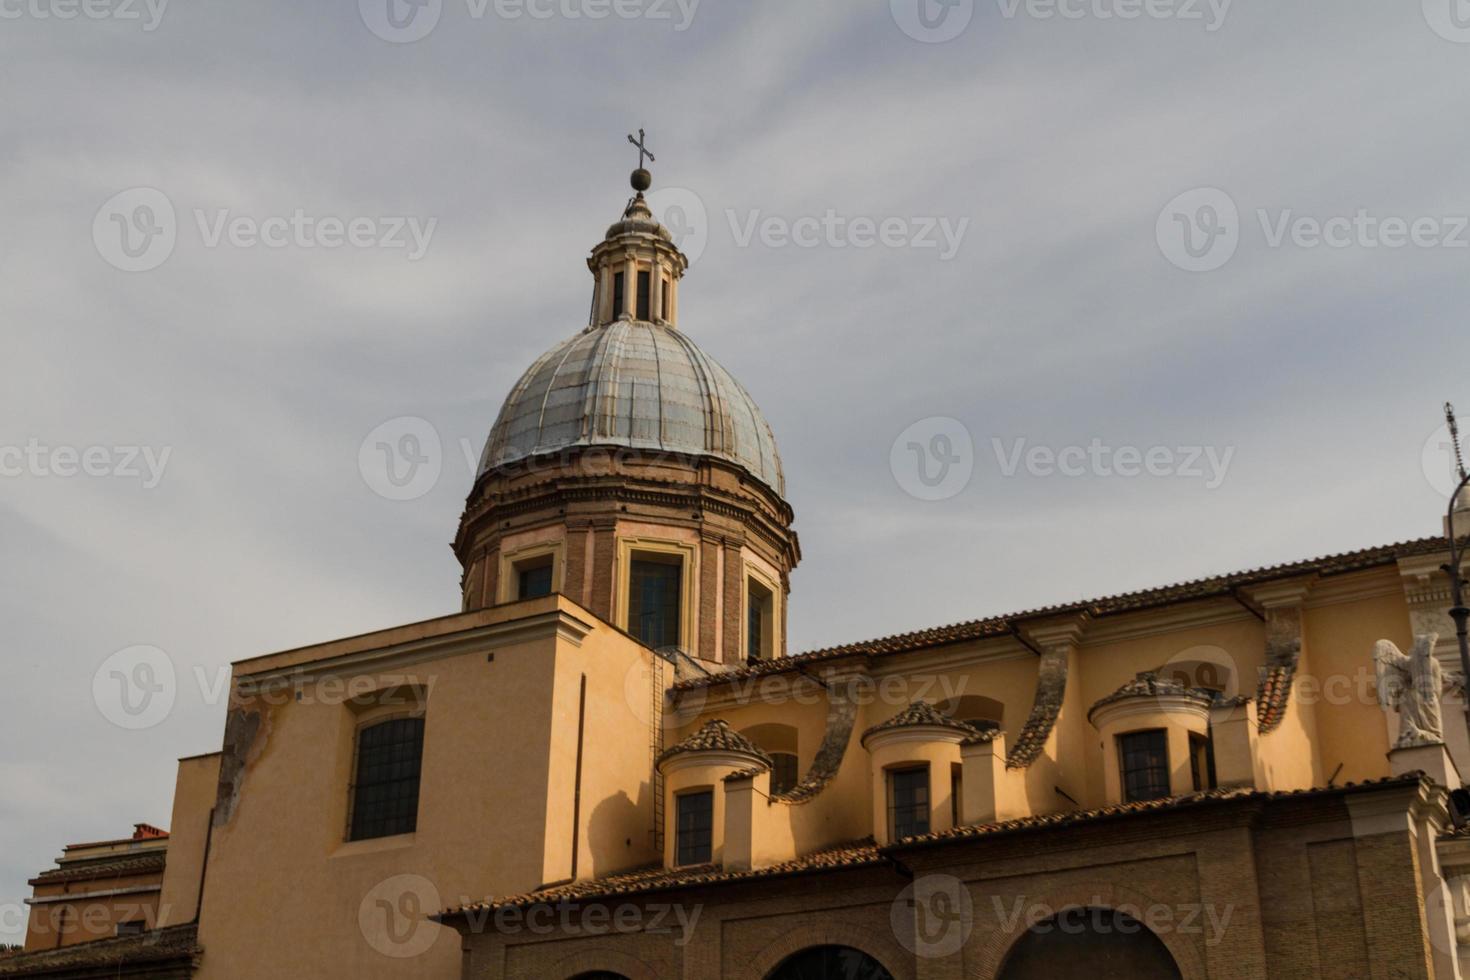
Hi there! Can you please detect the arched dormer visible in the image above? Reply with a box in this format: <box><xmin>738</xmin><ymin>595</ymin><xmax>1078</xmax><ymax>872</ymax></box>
<box><xmin>1088</xmin><ymin>673</ymin><xmax>1215</xmax><ymax>804</ymax></box>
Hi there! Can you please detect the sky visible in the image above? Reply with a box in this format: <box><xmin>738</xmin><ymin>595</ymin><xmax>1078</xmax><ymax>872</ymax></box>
<box><xmin>3</xmin><ymin>0</ymin><xmax>1469</xmax><ymax>946</ymax></box>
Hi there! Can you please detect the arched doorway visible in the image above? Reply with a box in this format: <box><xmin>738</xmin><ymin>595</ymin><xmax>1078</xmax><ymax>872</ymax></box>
<box><xmin>997</xmin><ymin>907</ymin><xmax>1182</xmax><ymax>980</ymax></box>
<box><xmin>766</xmin><ymin>945</ymin><xmax>895</xmax><ymax>980</ymax></box>
<box><xmin>569</xmin><ymin>973</ymin><xmax>631</xmax><ymax>980</ymax></box>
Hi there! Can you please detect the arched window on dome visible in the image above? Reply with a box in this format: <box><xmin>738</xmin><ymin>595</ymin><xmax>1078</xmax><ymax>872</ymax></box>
<box><xmin>766</xmin><ymin>946</ymin><xmax>895</xmax><ymax>980</ymax></box>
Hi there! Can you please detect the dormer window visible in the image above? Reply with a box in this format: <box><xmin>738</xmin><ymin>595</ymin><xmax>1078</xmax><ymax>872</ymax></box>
<box><xmin>1119</xmin><ymin>729</ymin><xmax>1170</xmax><ymax>802</ymax></box>
<box><xmin>675</xmin><ymin>790</ymin><xmax>713</xmax><ymax>866</ymax></box>
<box><xmin>888</xmin><ymin>766</ymin><xmax>930</xmax><ymax>839</ymax></box>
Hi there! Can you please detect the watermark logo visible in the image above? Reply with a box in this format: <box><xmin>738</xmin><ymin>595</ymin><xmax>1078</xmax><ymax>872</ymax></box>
<box><xmin>1157</xmin><ymin>187</ymin><xmax>1239</xmax><ymax>273</ymax></box>
<box><xmin>891</xmin><ymin>0</ymin><xmax>974</xmax><ymax>42</ymax></box>
<box><xmin>359</xmin><ymin>0</ymin><xmax>442</xmax><ymax>42</ymax></box>
<box><xmin>0</xmin><ymin>0</ymin><xmax>169</xmax><ymax>30</ymax></box>
<box><xmin>646</xmin><ymin>186</ymin><xmax>709</xmax><ymax>265</ymax></box>
<box><xmin>93</xmin><ymin>187</ymin><xmax>176</xmax><ymax>273</ymax></box>
<box><xmin>359</xmin><ymin>417</ymin><xmax>443</xmax><ymax>501</ymax></box>
<box><xmin>359</xmin><ymin>874</ymin><xmax>441</xmax><ymax>958</ymax></box>
<box><xmin>1159</xmin><ymin>644</ymin><xmax>1239</xmax><ymax>699</ymax></box>
<box><xmin>891</xmin><ymin>417</ymin><xmax>975</xmax><ymax>501</ymax></box>
<box><xmin>93</xmin><ymin>645</ymin><xmax>176</xmax><ymax>730</ymax></box>
<box><xmin>1423</xmin><ymin>421</ymin><xmax>1465</xmax><ymax>500</ymax></box>
<box><xmin>1160</xmin><ymin>186</ymin><xmax>1470</xmax><ymax>272</ymax></box>
<box><xmin>1423</xmin><ymin>0</ymin><xmax>1470</xmax><ymax>43</ymax></box>
<box><xmin>894</xmin><ymin>874</ymin><xmax>974</xmax><ymax>958</ymax></box>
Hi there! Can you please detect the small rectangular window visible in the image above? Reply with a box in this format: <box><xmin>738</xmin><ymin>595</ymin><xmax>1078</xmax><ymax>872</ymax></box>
<box><xmin>637</xmin><ymin>270</ymin><xmax>651</xmax><ymax>320</ymax></box>
<box><xmin>1190</xmin><ymin>732</ymin><xmax>1216</xmax><ymax>792</ymax></box>
<box><xmin>630</xmin><ymin>555</ymin><xmax>681</xmax><ymax>650</ymax></box>
<box><xmin>516</xmin><ymin>560</ymin><xmax>553</xmax><ymax>600</ymax></box>
<box><xmin>675</xmin><ymin>790</ymin><xmax>713</xmax><ymax>865</ymax></box>
<box><xmin>889</xmin><ymin>766</ymin><xmax>930</xmax><ymax>840</ymax></box>
<box><xmin>661</xmin><ymin>278</ymin><xmax>671</xmax><ymax>321</ymax></box>
<box><xmin>115</xmin><ymin>920</ymin><xmax>147</xmax><ymax>937</ymax></box>
<box><xmin>1119</xmin><ymin>729</ymin><xmax>1171</xmax><ymax>802</ymax></box>
<box><xmin>612</xmin><ymin>272</ymin><xmax>625</xmax><ymax>319</ymax></box>
<box><xmin>349</xmin><ymin>717</ymin><xmax>425</xmax><ymax>841</ymax></box>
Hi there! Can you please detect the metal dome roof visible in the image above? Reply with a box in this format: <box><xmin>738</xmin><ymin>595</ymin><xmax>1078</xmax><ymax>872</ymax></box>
<box><xmin>479</xmin><ymin>320</ymin><xmax>785</xmax><ymax>495</ymax></box>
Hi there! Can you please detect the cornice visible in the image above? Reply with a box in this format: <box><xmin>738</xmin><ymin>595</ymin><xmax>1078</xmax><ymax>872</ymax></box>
<box><xmin>236</xmin><ymin>609</ymin><xmax>595</xmax><ymax>684</ymax></box>
<box><xmin>1080</xmin><ymin>599</ymin><xmax>1255</xmax><ymax>646</ymax></box>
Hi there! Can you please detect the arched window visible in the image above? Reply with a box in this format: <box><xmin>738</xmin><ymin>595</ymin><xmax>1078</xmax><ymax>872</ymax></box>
<box><xmin>348</xmin><ymin>716</ymin><xmax>425</xmax><ymax>841</ymax></box>
<box><xmin>935</xmin><ymin>694</ymin><xmax>1004</xmax><ymax>732</ymax></box>
<box><xmin>570</xmin><ymin>973</ymin><xmax>631</xmax><ymax>980</ymax></box>
<box><xmin>767</xmin><ymin>945</ymin><xmax>894</xmax><ymax>980</ymax></box>
<box><xmin>998</xmin><ymin>907</ymin><xmax>1182</xmax><ymax>980</ymax></box>
<box><xmin>740</xmin><ymin>723</ymin><xmax>800</xmax><ymax>794</ymax></box>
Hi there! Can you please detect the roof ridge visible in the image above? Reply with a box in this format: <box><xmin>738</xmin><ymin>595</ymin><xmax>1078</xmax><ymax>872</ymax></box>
<box><xmin>673</xmin><ymin>535</ymin><xmax>1446</xmax><ymax>692</ymax></box>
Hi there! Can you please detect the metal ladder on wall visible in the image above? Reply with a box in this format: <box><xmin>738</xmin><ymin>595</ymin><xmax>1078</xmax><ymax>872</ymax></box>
<box><xmin>648</xmin><ymin>653</ymin><xmax>665</xmax><ymax>854</ymax></box>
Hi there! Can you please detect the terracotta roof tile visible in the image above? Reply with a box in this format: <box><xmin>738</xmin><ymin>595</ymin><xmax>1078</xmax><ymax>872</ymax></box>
<box><xmin>1088</xmin><ymin>672</ymin><xmax>1215</xmax><ymax>720</ymax></box>
<box><xmin>672</xmin><ymin>537</ymin><xmax>1446</xmax><ymax>692</ymax></box>
<box><xmin>656</xmin><ymin>719</ymin><xmax>772</xmax><ymax>768</ymax></box>
<box><xmin>861</xmin><ymin>701</ymin><xmax>980</xmax><ymax>744</ymax></box>
<box><xmin>0</xmin><ymin>925</ymin><xmax>198</xmax><ymax>976</ymax></box>
<box><xmin>436</xmin><ymin>838</ymin><xmax>883</xmax><ymax>919</ymax></box>
<box><xmin>28</xmin><ymin>852</ymin><xmax>165</xmax><ymax>887</ymax></box>
<box><xmin>889</xmin><ymin>773</ymin><xmax>1429</xmax><ymax>848</ymax></box>
<box><xmin>437</xmin><ymin>775</ymin><xmax>1428</xmax><ymax>921</ymax></box>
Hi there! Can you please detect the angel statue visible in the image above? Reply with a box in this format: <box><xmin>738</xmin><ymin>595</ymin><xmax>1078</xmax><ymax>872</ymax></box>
<box><xmin>1374</xmin><ymin>634</ymin><xmax>1449</xmax><ymax>748</ymax></box>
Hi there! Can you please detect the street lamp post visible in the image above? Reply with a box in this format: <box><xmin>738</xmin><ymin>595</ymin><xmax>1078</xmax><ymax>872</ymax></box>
<box><xmin>1441</xmin><ymin>404</ymin><xmax>1470</xmax><ymax>739</ymax></box>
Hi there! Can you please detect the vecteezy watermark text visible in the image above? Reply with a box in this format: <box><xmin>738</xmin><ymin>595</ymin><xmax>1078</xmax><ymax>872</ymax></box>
<box><xmin>93</xmin><ymin>187</ymin><xmax>437</xmax><ymax>272</ymax></box>
<box><xmin>992</xmin><ymin>437</ymin><xmax>1235</xmax><ymax>489</ymax></box>
<box><xmin>726</xmin><ymin>210</ymin><xmax>970</xmax><ymax>261</ymax></box>
<box><xmin>1158</xmin><ymin>187</ymin><xmax>1470</xmax><ymax>272</ymax></box>
<box><xmin>0</xmin><ymin>0</ymin><xmax>167</xmax><ymax>30</ymax></box>
<box><xmin>890</xmin><ymin>0</ymin><xmax>1230</xmax><ymax>43</ymax></box>
<box><xmin>359</xmin><ymin>0</ymin><xmax>700</xmax><ymax>43</ymax></box>
<box><xmin>0</xmin><ymin>439</ymin><xmax>171</xmax><ymax>488</ymax></box>
<box><xmin>995</xmin><ymin>0</ymin><xmax>1231</xmax><ymax>30</ymax></box>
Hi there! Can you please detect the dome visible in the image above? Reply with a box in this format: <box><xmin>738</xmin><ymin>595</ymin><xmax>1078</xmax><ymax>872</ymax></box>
<box><xmin>479</xmin><ymin>320</ymin><xmax>785</xmax><ymax>494</ymax></box>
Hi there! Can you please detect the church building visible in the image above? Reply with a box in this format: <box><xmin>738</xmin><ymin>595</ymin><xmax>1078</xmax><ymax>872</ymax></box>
<box><xmin>8</xmin><ymin>159</ymin><xmax>1470</xmax><ymax>980</ymax></box>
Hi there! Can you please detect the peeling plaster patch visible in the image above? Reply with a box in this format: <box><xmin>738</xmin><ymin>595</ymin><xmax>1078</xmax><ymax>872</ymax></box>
<box><xmin>213</xmin><ymin>705</ymin><xmax>265</xmax><ymax>827</ymax></box>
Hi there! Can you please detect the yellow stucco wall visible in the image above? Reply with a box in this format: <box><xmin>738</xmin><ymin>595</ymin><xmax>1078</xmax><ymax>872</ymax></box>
<box><xmin>191</xmin><ymin>596</ymin><xmax>658</xmax><ymax>980</ymax></box>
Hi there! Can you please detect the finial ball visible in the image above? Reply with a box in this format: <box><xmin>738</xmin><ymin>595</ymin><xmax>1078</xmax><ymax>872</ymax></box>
<box><xmin>631</xmin><ymin>168</ymin><xmax>652</xmax><ymax>192</ymax></box>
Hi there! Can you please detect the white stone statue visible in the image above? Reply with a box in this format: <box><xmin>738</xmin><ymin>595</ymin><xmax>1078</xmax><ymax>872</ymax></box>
<box><xmin>1374</xmin><ymin>634</ymin><xmax>1449</xmax><ymax>748</ymax></box>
